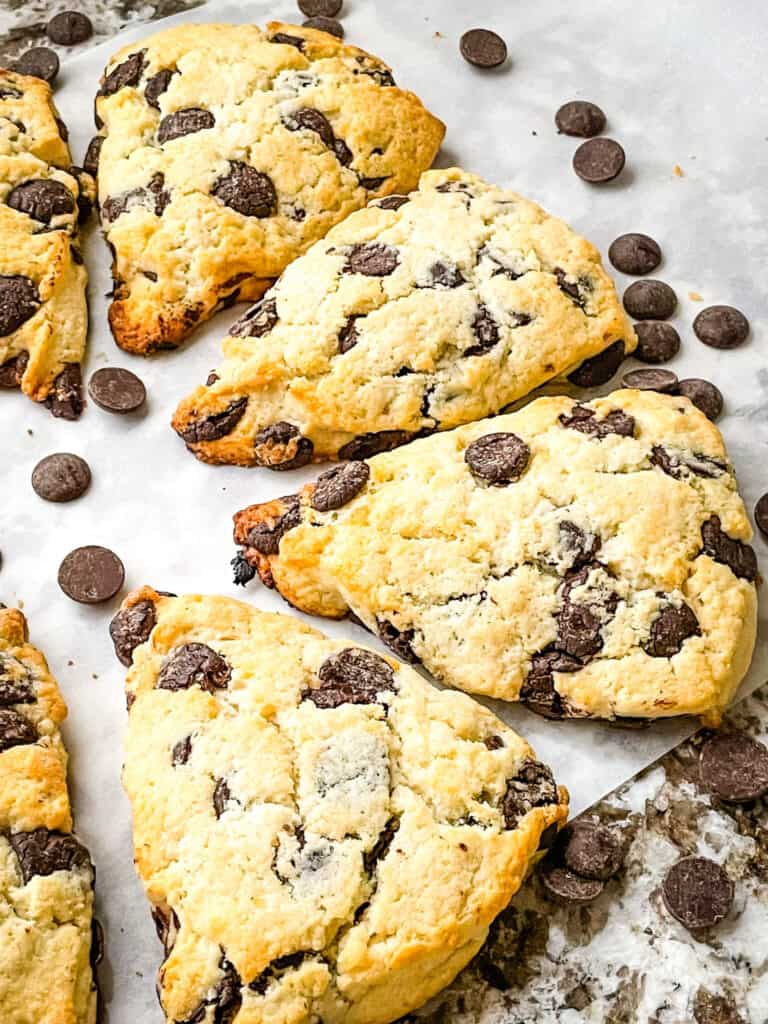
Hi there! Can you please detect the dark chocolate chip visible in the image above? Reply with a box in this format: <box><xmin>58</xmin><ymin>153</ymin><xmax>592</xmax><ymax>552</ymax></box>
<box><xmin>109</xmin><ymin>600</ymin><xmax>156</xmax><ymax>666</ymax></box>
<box><xmin>677</xmin><ymin>378</ymin><xmax>723</xmax><ymax>421</ymax></box>
<box><xmin>484</xmin><ymin>735</ymin><xmax>504</xmax><ymax>751</ymax></box>
<box><xmin>213</xmin><ymin>779</ymin><xmax>232</xmax><ymax>818</ymax></box>
<box><xmin>555</xmin><ymin>267</ymin><xmax>590</xmax><ymax>309</ymax></box>
<box><xmin>88</xmin><ymin>367</ymin><xmax>146</xmax><ymax>413</ymax></box>
<box><xmin>0</xmin><ymin>708</ymin><xmax>37</xmax><ymax>752</ymax></box>
<box><xmin>755</xmin><ymin>493</ymin><xmax>768</xmax><ymax>540</ymax></box>
<box><xmin>83</xmin><ymin>135</ymin><xmax>103</xmax><ymax>179</ymax></box>
<box><xmin>693</xmin><ymin>305</ymin><xmax>749</xmax><ymax>350</ymax></box>
<box><xmin>701</xmin><ymin>515</ymin><xmax>758</xmax><ymax>582</ymax></box>
<box><xmin>13</xmin><ymin>48</ymin><xmax>60</xmax><ymax>83</ymax></box>
<box><xmin>0</xmin><ymin>275</ymin><xmax>40</xmax><ymax>336</ymax></box>
<box><xmin>643</xmin><ymin>601</ymin><xmax>701</xmax><ymax>658</ymax></box>
<box><xmin>230</xmin><ymin>297</ymin><xmax>278</xmax><ymax>338</ymax></box>
<box><xmin>564</xmin><ymin>821</ymin><xmax>626</xmax><ymax>880</ymax></box>
<box><xmin>333</xmin><ymin>137</ymin><xmax>353</xmax><ymax>165</ymax></box>
<box><xmin>47</xmin><ymin>11</ymin><xmax>92</xmax><ymax>45</ymax></box>
<box><xmin>633</xmin><ymin>321</ymin><xmax>680</xmax><ymax>364</ymax></box>
<box><xmin>559</xmin><ymin>404</ymin><xmax>635</xmax><ymax>439</ymax></box>
<box><xmin>428</xmin><ymin>261</ymin><xmax>465</xmax><ymax>289</ymax></box>
<box><xmin>555</xmin><ymin>100</ymin><xmax>606</xmax><ymax>138</ymax></box>
<box><xmin>464</xmin><ymin>432</ymin><xmax>530</xmax><ymax>486</ymax></box>
<box><xmin>623</xmin><ymin>279</ymin><xmax>677</xmax><ymax>320</ymax></box>
<box><xmin>572</xmin><ymin>138</ymin><xmax>625</xmax><ymax>183</ymax></box>
<box><xmin>699</xmin><ymin>730</ymin><xmax>768</xmax><ymax>803</ymax></box>
<box><xmin>0</xmin><ymin>664</ymin><xmax>35</xmax><ymax>707</ymax></box>
<box><xmin>308</xmin><ymin>647</ymin><xmax>396</xmax><ymax>708</ymax></box>
<box><xmin>7</xmin><ymin>179</ymin><xmax>75</xmax><ymax>224</ymax></box>
<box><xmin>344</xmin><ymin>243</ymin><xmax>399</xmax><ymax>277</ymax></box>
<box><xmin>0</xmin><ymin>84</ymin><xmax>22</xmax><ymax>100</ymax></box>
<box><xmin>608</xmin><ymin>233</ymin><xmax>661</xmax><ymax>275</ymax></box>
<box><xmin>559</xmin><ymin>521</ymin><xmax>600</xmax><ymax>570</ymax></box>
<box><xmin>231</xmin><ymin>552</ymin><xmax>257</xmax><ymax>586</ymax></box>
<box><xmin>9</xmin><ymin>829</ymin><xmax>91</xmax><ymax>883</ymax></box>
<box><xmin>212</xmin><ymin>162</ymin><xmax>277</xmax><ymax>218</ymax></box>
<box><xmin>284</xmin><ymin>106</ymin><xmax>335</xmax><ymax>147</ymax></box>
<box><xmin>158</xmin><ymin>643</ymin><xmax>231</xmax><ymax>693</ymax></box>
<box><xmin>102</xmin><ymin>172</ymin><xmax>170</xmax><ymax>222</ymax></box>
<box><xmin>99</xmin><ymin>51</ymin><xmax>146</xmax><ymax>97</ymax></box>
<box><xmin>338</xmin><ymin>430</ymin><xmax>412</xmax><ymax>461</ymax></box>
<box><xmin>374</xmin><ymin>194</ymin><xmax>409</xmax><ymax>211</ymax></box>
<box><xmin>650</xmin><ymin>445</ymin><xmax>726</xmax><ymax>480</ymax></box>
<box><xmin>311</xmin><ymin>461</ymin><xmax>370</xmax><ymax>512</ymax></box>
<box><xmin>179</xmin><ymin>397</ymin><xmax>248</xmax><ymax>444</ymax></box>
<box><xmin>377</xmin><ymin>619</ymin><xmax>419</xmax><ymax>664</ymax></box>
<box><xmin>299</xmin><ymin>0</ymin><xmax>342</xmax><ymax>14</ymax></box>
<box><xmin>358</xmin><ymin>175</ymin><xmax>388</xmax><ymax>191</ymax></box>
<box><xmin>541</xmin><ymin>863</ymin><xmax>604</xmax><ymax>903</ymax></box>
<box><xmin>68</xmin><ymin>166</ymin><xmax>93</xmax><ymax>222</ymax></box>
<box><xmin>157</xmin><ymin>107</ymin><xmax>214</xmax><ymax>144</ymax></box>
<box><xmin>520</xmin><ymin>649</ymin><xmax>583</xmax><ymax>719</ymax></box>
<box><xmin>0</xmin><ymin>351</ymin><xmax>28</xmax><ymax>388</ymax></box>
<box><xmin>58</xmin><ymin>546</ymin><xmax>125</xmax><ymax>604</ymax></box>
<box><xmin>45</xmin><ymin>363</ymin><xmax>83</xmax><ymax>420</ymax></box>
<box><xmin>459</xmin><ymin>28</ymin><xmax>508</xmax><ymax>68</ymax></box>
<box><xmin>246</xmin><ymin>497</ymin><xmax>302</xmax><ymax>555</ymax></box>
<box><xmin>556</xmin><ymin>594</ymin><xmax>604</xmax><ymax>662</ymax></box>
<box><xmin>464</xmin><ymin>305</ymin><xmax>500</xmax><ymax>356</ymax></box>
<box><xmin>567</xmin><ymin>340</ymin><xmax>626</xmax><ymax>387</ymax></box>
<box><xmin>270</xmin><ymin>32</ymin><xmax>306</xmax><ymax>51</ymax></box>
<box><xmin>502</xmin><ymin>760</ymin><xmax>559</xmax><ymax>827</ymax></box>
<box><xmin>662</xmin><ymin>856</ymin><xmax>733</xmax><ymax>931</ymax></box>
<box><xmin>253</xmin><ymin>422</ymin><xmax>314</xmax><ymax>470</ymax></box>
<box><xmin>303</xmin><ymin>16</ymin><xmax>344</xmax><ymax>37</ymax></box>
<box><xmin>621</xmin><ymin>367</ymin><xmax>678</xmax><ymax>393</ymax></box>
<box><xmin>693</xmin><ymin>989</ymin><xmax>744</xmax><ymax>1024</ymax></box>
<box><xmin>90</xmin><ymin>918</ymin><xmax>104</xmax><ymax>968</ymax></box>
<box><xmin>144</xmin><ymin>69</ymin><xmax>175</xmax><ymax>109</ymax></box>
<box><xmin>338</xmin><ymin>315</ymin><xmax>361</xmax><ymax>353</ymax></box>
<box><xmin>31</xmin><ymin>453</ymin><xmax>91</xmax><ymax>503</ymax></box>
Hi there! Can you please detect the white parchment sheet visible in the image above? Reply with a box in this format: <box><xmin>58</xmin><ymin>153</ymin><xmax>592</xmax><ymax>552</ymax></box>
<box><xmin>2</xmin><ymin>0</ymin><xmax>767</xmax><ymax>1018</ymax></box>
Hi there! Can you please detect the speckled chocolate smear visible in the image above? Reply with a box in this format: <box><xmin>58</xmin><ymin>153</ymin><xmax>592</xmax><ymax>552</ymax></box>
<box><xmin>0</xmin><ymin>1</ymin><xmax>765</xmax><ymax>1022</ymax></box>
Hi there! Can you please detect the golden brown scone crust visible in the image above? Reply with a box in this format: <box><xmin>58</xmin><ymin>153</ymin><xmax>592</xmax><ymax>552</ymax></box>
<box><xmin>111</xmin><ymin>587</ymin><xmax>567</xmax><ymax>1024</ymax></box>
<box><xmin>172</xmin><ymin>167</ymin><xmax>635</xmax><ymax>466</ymax></box>
<box><xmin>0</xmin><ymin>70</ymin><xmax>92</xmax><ymax>417</ymax></box>
<box><xmin>92</xmin><ymin>21</ymin><xmax>445</xmax><ymax>355</ymax></box>
<box><xmin>234</xmin><ymin>390</ymin><xmax>758</xmax><ymax>726</ymax></box>
<box><xmin>0</xmin><ymin>608</ymin><xmax>98</xmax><ymax>1024</ymax></box>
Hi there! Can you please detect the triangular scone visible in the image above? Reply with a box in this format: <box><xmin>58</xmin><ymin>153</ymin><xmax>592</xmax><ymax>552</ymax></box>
<box><xmin>0</xmin><ymin>70</ymin><xmax>93</xmax><ymax>418</ymax></box>
<box><xmin>90</xmin><ymin>22</ymin><xmax>445</xmax><ymax>355</ymax></box>
<box><xmin>0</xmin><ymin>607</ymin><xmax>99</xmax><ymax>1023</ymax></box>
<box><xmin>234</xmin><ymin>389</ymin><xmax>758</xmax><ymax>725</ymax></box>
<box><xmin>110</xmin><ymin>588</ymin><xmax>567</xmax><ymax>1024</ymax></box>
<box><xmin>172</xmin><ymin>167</ymin><xmax>635</xmax><ymax>467</ymax></box>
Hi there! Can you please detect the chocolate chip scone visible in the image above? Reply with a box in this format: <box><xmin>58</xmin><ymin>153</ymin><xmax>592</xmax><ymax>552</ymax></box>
<box><xmin>110</xmin><ymin>587</ymin><xmax>567</xmax><ymax>1024</ymax></box>
<box><xmin>0</xmin><ymin>607</ymin><xmax>99</xmax><ymax>1023</ymax></box>
<box><xmin>91</xmin><ymin>22</ymin><xmax>444</xmax><ymax>355</ymax></box>
<box><xmin>172</xmin><ymin>167</ymin><xmax>634</xmax><ymax>467</ymax></box>
<box><xmin>0</xmin><ymin>70</ymin><xmax>93</xmax><ymax>418</ymax></box>
<box><xmin>234</xmin><ymin>389</ymin><xmax>759</xmax><ymax>725</ymax></box>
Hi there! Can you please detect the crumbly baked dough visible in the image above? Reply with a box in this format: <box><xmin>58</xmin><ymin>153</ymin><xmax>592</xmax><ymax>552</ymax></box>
<box><xmin>0</xmin><ymin>607</ymin><xmax>98</xmax><ymax>1024</ymax></box>
<box><xmin>234</xmin><ymin>390</ymin><xmax>758</xmax><ymax>725</ymax></box>
<box><xmin>91</xmin><ymin>21</ymin><xmax>445</xmax><ymax>355</ymax></box>
<box><xmin>172</xmin><ymin>167</ymin><xmax>635</xmax><ymax>467</ymax></box>
<box><xmin>0</xmin><ymin>70</ymin><xmax>93</xmax><ymax>418</ymax></box>
<box><xmin>110</xmin><ymin>588</ymin><xmax>567</xmax><ymax>1024</ymax></box>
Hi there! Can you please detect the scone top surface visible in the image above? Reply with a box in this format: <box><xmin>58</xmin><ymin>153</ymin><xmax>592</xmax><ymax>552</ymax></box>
<box><xmin>112</xmin><ymin>588</ymin><xmax>566</xmax><ymax>1024</ymax></box>
<box><xmin>234</xmin><ymin>389</ymin><xmax>758</xmax><ymax>725</ymax></box>
<box><xmin>93</xmin><ymin>21</ymin><xmax>445</xmax><ymax>354</ymax></box>
<box><xmin>173</xmin><ymin>166</ymin><xmax>635</xmax><ymax>467</ymax></box>
<box><xmin>0</xmin><ymin>69</ymin><xmax>93</xmax><ymax>413</ymax></box>
<box><xmin>0</xmin><ymin>607</ymin><xmax>98</xmax><ymax>1024</ymax></box>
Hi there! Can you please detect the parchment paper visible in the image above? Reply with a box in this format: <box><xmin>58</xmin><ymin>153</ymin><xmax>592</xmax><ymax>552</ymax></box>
<box><xmin>2</xmin><ymin>0</ymin><xmax>766</xmax><ymax>1019</ymax></box>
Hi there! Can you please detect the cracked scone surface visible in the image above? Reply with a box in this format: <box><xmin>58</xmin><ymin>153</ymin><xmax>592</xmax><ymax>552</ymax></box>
<box><xmin>234</xmin><ymin>390</ymin><xmax>758</xmax><ymax>724</ymax></box>
<box><xmin>0</xmin><ymin>607</ymin><xmax>98</xmax><ymax>1024</ymax></box>
<box><xmin>111</xmin><ymin>588</ymin><xmax>567</xmax><ymax>1024</ymax></box>
<box><xmin>91</xmin><ymin>21</ymin><xmax>445</xmax><ymax>354</ymax></box>
<box><xmin>0</xmin><ymin>70</ymin><xmax>93</xmax><ymax>418</ymax></box>
<box><xmin>172</xmin><ymin>167</ymin><xmax>634</xmax><ymax>467</ymax></box>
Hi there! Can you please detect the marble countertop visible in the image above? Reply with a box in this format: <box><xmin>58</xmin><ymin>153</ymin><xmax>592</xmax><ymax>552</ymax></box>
<box><xmin>2</xmin><ymin>3</ymin><xmax>766</xmax><ymax>1023</ymax></box>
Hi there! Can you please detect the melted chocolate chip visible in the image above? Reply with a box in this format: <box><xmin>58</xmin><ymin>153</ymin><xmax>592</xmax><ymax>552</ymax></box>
<box><xmin>213</xmin><ymin>779</ymin><xmax>232</xmax><ymax>818</ymax></box>
<box><xmin>0</xmin><ymin>709</ymin><xmax>37</xmax><ymax>751</ymax></box>
<box><xmin>311</xmin><ymin>461</ymin><xmax>370</xmax><ymax>511</ymax></box>
<box><xmin>338</xmin><ymin>315</ymin><xmax>361</xmax><ymax>353</ymax></box>
<box><xmin>464</xmin><ymin>432</ymin><xmax>530</xmax><ymax>485</ymax></box>
<box><xmin>157</xmin><ymin>643</ymin><xmax>231</xmax><ymax>693</ymax></box>
<box><xmin>179</xmin><ymin>397</ymin><xmax>248</xmax><ymax>444</ymax></box>
<box><xmin>520</xmin><ymin>649</ymin><xmax>583</xmax><ymax>719</ymax></box>
<box><xmin>567</xmin><ymin>340</ymin><xmax>625</xmax><ymax>387</ymax></box>
<box><xmin>374</xmin><ymin>194</ymin><xmax>409</xmax><ymax>211</ymax></box>
<box><xmin>338</xmin><ymin>430</ymin><xmax>413</xmax><ymax>460</ymax></box>
<box><xmin>700</xmin><ymin>516</ymin><xmax>758</xmax><ymax>582</ymax></box>
<box><xmin>284</xmin><ymin>107</ymin><xmax>335</xmax><ymax>148</ymax></box>
<box><xmin>464</xmin><ymin>305</ymin><xmax>500</xmax><ymax>356</ymax></box>
<box><xmin>171</xmin><ymin>735</ymin><xmax>192</xmax><ymax>767</ymax></box>
<box><xmin>270</xmin><ymin>32</ymin><xmax>306</xmax><ymax>50</ymax></box>
<box><xmin>102</xmin><ymin>172</ymin><xmax>170</xmax><ymax>222</ymax></box>
<box><xmin>559</xmin><ymin>404</ymin><xmax>635</xmax><ymax>439</ymax></box>
<box><xmin>7</xmin><ymin>179</ymin><xmax>75</xmax><ymax>224</ymax></box>
<box><xmin>109</xmin><ymin>600</ymin><xmax>157</xmax><ymax>666</ymax></box>
<box><xmin>9</xmin><ymin>829</ymin><xmax>91</xmax><ymax>883</ymax></box>
<box><xmin>99</xmin><ymin>51</ymin><xmax>146</xmax><ymax>97</ymax></box>
<box><xmin>502</xmin><ymin>760</ymin><xmax>559</xmax><ymax>827</ymax></box>
<box><xmin>377</xmin><ymin>620</ymin><xmax>419</xmax><ymax>664</ymax></box>
<box><xmin>555</xmin><ymin>267</ymin><xmax>590</xmax><ymax>309</ymax></box>
<box><xmin>307</xmin><ymin>647</ymin><xmax>396</xmax><ymax>708</ymax></box>
<box><xmin>0</xmin><ymin>664</ymin><xmax>35</xmax><ymax>707</ymax></box>
<box><xmin>83</xmin><ymin>135</ymin><xmax>103</xmax><ymax>179</ymax></box>
<box><xmin>231</xmin><ymin>553</ymin><xmax>257</xmax><ymax>586</ymax></box>
<box><xmin>344</xmin><ymin>243</ymin><xmax>399</xmax><ymax>277</ymax></box>
<box><xmin>650</xmin><ymin>445</ymin><xmax>726</xmax><ymax>480</ymax></box>
<box><xmin>644</xmin><ymin>601</ymin><xmax>701</xmax><ymax>657</ymax></box>
<box><xmin>45</xmin><ymin>363</ymin><xmax>83</xmax><ymax>421</ymax></box>
<box><xmin>358</xmin><ymin>175</ymin><xmax>388</xmax><ymax>191</ymax></box>
<box><xmin>230</xmin><ymin>297</ymin><xmax>278</xmax><ymax>338</ymax></box>
<box><xmin>0</xmin><ymin>351</ymin><xmax>28</xmax><ymax>388</ymax></box>
<box><xmin>144</xmin><ymin>69</ymin><xmax>175</xmax><ymax>109</ymax></box>
<box><xmin>0</xmin><ymin>275</ymin><xmax>40</xmax><ymax>336</ymax></box>
<box><xmin>559</xmin><ymin>521</ymin><xmax>601</xmax><ymax>569</ymax></box>
<box><xmin>253</xmin><ymin>422</ymin><xmax>314</xmax><ymax>470</ymax></box>
<box><xmin>246</xmin><ymin>496</ymin><xmax>302</xmax><ymax>555</ymax></box>
<box><xmin>212</xmin><ymin>162</ymin><xmax>277</xmax><ymax>218</ymax></box>
<box><xmin>158</xmin><ymin>107</ymin><xmax>214</xmax><ymax>144</ymax></box>
<box><xmin>249</xmin><ymin>953</ymin><xmax>310</xmax><ymax>996</ymax></box>
<box><xmin>427</xmin><ymin>261</ymin><xmax>465</xmax><ymax>288</ymax></box>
